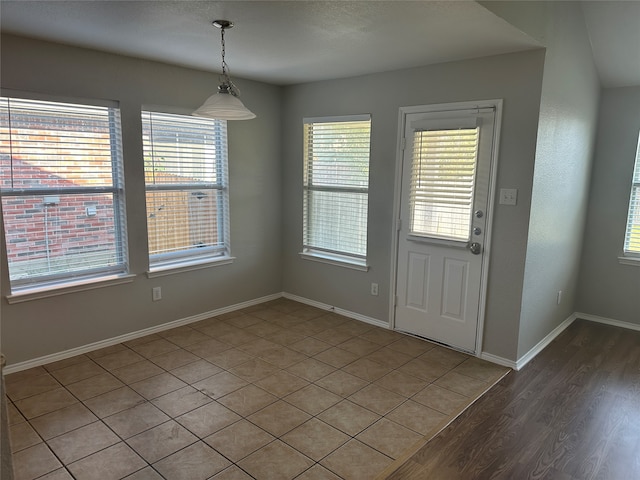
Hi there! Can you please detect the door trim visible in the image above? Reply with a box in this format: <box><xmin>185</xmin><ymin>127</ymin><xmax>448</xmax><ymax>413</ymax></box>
<box><xmin>389</xmin><ymin>100</ymin><xmax>503</xmax><ymax>356</ymax></box>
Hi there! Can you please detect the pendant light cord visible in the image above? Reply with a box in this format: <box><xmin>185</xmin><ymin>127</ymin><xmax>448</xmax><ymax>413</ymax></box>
<box><xmin>220</xmin><ymin>25</ymin><xmax>229</xmax><ymax>81</ymax></box>
<box><xmin>219</xmin><ymin>24</ymin><xmax>239</xmax><ymax>95</ymax></box>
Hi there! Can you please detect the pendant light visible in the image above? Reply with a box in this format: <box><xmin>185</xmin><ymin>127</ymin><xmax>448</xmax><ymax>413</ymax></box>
<box><xmin>193</xmin><ymin>20</ymin><xmax>256</xmax><ymax>120</ymax></box>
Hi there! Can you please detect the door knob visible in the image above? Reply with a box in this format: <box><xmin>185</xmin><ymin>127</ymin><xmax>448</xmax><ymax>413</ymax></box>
<box><xmin>469</xmin><ymin>242</ymin><xmax>482</xmax><ymax>255</ymax></box>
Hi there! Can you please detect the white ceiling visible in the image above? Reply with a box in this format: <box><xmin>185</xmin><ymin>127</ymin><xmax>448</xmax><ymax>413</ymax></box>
<box><xmin>0</xmin><ymin>1</ymin><xmax>638</xmax><ymax>88</ymax></box>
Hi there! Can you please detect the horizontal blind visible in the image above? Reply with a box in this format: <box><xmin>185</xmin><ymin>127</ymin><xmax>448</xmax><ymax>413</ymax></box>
<box><xmin>624</xmin><ymin>134</ymin><xmax>640</xmax><ymax>254</ymax></box>
<box><xmin>410</xmin><ymin>128</ymin><xmax>479</xmax><ymax>242</ymax></box>
<box><xmin>0</xmin><ymin>96</ymin><xmax>127</xmax><ymax>287</ymax></box>
<box><xmin>142</xmin><ymin>111</ymin><xmax>229</xmax><ymax>262</ymax></box>
<box><xmin>303</xmin><ymin>117</ymin><xmax>371</xmax><ymax>258</ymax></box>
<box><xmin>1</xmin><ymin>98</ymin><xmax>123</xmax><ymax>190</ymax></box>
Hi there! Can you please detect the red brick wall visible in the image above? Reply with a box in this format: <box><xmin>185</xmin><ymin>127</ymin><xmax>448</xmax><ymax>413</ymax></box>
<box><xmin>1</xmin><ymin>159</ymin><xmax>117</xmax><ymax>263</ymax></box>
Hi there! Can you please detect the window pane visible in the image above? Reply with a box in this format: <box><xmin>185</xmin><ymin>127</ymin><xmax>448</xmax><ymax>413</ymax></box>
<box><xmin>410</xmin><ymin>128</ymin><xmax>479</xmax><ymax>242</ymax></box>
<box><xmin>146</xmin><ymin>189</ymin><xmax>223</xmax><ymax>257</ymax></box>
<box><xmin>624</xmin><ymin>134</ymin><xmax>640</xmax><ymax>255</ymax></box>
<box><xmin>0</xmin><ymin>97</ymin><xmax>127</xmax><ymax>288</ymax></box>
<box><xmin>0</xmin><ymin>99</ymin><xmax>118</xmax><ymax>189</ymax></box>
<box><xmin>2</xmin><ymin>193</ymin><xmax>124</xmax><ymax>282</ymax></box>
<box><xmin>304</xmin><ymin>189</ymin><xmax>368</xmax><ymax>257</ymax></box>
<box><xmin>305</xmin><ymin>122</ymin><xmax>370</xmax><ymax>189</ymax></box>
<box><xmin>142</xmin><ymin>111</ymin><xmax>228</xmax><ymax>263</ymax></box>
<box><xmin>143</xmin><ymin>112</ymin><xmax>225</xmax><ymax>186</ymax></box>
<box><xmin>303</xmin><ymin>117</ymin><xmax>371</xmax><ymax>260</ymax></box>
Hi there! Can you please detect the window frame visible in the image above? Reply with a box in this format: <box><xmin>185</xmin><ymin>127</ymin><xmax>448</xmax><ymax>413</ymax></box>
<box><xmin>0</xmin><ymin>93</ymin><xmax>129</xmax><ymax>295</ymax></box>
<box><xmin>300</xmin><ymin>114</ymin><xmax>372</xmax><ymax>271</ymax></box>
<box><xmin>141</xmin><ymin>108</ymin><xmax>232</xmax><ymax>275</ymax></box>
<box><xmin>621</xmin><ymin>131</ymin><xmax>640</xmax><ymax>265</ymax></box>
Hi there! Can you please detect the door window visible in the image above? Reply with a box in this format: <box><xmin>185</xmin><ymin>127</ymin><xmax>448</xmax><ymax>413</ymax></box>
<box><xmin>409</xmin><ymin>127</ymin><xmax>479</xmax><ymax>242</ymax></box>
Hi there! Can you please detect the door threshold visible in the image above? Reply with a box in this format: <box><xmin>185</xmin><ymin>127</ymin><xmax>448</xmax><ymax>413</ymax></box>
<box><xmin>394</xmin><ymin>329</ymin><xmax>475</xmax><ymax>356</ymax></box>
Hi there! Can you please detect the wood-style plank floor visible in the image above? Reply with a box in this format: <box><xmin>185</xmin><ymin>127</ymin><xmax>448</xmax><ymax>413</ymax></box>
<box><xmin>385</xmin><ymin>319</ymin><xmax>640</xmax><ymax>480</ymax></box>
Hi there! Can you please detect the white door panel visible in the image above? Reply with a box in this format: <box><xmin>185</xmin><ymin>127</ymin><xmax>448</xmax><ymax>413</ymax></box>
<box><xmin>441</xmin><ymin>257</ymin><xmax>469</xmax><ymax>321</ymax></box>
<box><xmin>395</xmin><ymin>106</ymin><xmax>497</xmax><ymax>353</ymax></box>
<box><xmin>406</xmin><ymin>252</ymin><xmax>430</xmax><ymax>310</ymax></box>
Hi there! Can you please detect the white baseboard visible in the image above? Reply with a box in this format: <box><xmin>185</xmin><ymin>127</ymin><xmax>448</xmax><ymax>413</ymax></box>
<box><xmin>4</xmin><ymin>292</ymin><xmax>390</xmax><ymax>375</ymax></box>
<box><xmin>513</xmin><ymin>313</ymin><xmax>577</xmax><ymax>371</ymax></box>
<box><xmin>3</xmin><ymin>293</ymin><xmax>282</xmax><ymax>375</ymax></box>
<box><xmin>476</xmin><ymin>312</ymin><xmax>640</xmax><ymax>371</ymax></box>
<box><xmin>480</xmin><ymin>313</ymin><xmax>577</xmax><ymax>371</ymax></box>
<box><xmin>478</xmin><ymin>352</ymin><xmax>517</xmax><ymax>370</ymax></box>
<box><xmin>282</xmin><ymin>292</ymin><xmax>390</xmax><ymax>329</ymax></box>
<box><xmin>575</xmin><ymin>312</ymin><xmax>640</xmax><ymax>332</ymax></box>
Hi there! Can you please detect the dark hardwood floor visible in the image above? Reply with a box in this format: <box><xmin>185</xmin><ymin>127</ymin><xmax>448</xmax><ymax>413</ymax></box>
<box><xmin>385</xmin><ymin>319</ymin><xmax>640</xmax><ymax>480</ymax></box>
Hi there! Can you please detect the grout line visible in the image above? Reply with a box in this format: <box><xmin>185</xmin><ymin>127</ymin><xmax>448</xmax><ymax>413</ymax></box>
<box><xmin>8</xmin><ymin>299</ymin><xmax>508</xmax><ymax>480</ymax></box>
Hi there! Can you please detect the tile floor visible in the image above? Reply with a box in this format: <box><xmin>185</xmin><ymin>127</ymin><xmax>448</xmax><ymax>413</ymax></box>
<box><xmin>6</xmin><ymin>298</ymin><xmax>509</xmax><ymax>480</ymax></box>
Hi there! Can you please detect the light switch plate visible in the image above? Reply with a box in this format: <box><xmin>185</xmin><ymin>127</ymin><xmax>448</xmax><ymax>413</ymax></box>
<box><xmin>499</xmin><ymin>188</ymin><xmax>518</xmax><ymax>206</ymax></box>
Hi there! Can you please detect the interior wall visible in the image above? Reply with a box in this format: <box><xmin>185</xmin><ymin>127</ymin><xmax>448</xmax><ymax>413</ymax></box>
<box><xmin>281</xmin><ymin>50</ymin><xmax>546</xmax><ymax>362</ymax></box>
<box><xmin>483</xmin><ymin>1</ymin><xmax>601</xmax><ymax>358</ymax></box>
<box><xmin>0</xmin><ymin>34</ymin><xmax>283</xmax><ymax>365</ymax></box>
<box><xmin>577</xmin><ymin>86</ymin><xmax>640</xmax><ymax>323</ymax></box>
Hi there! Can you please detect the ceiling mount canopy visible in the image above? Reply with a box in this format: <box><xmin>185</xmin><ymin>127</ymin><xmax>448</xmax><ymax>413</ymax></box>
<box><xmin>193</xmin><ymin>19</ymin><xmax>256</xmax><ymax>120</ymax></box>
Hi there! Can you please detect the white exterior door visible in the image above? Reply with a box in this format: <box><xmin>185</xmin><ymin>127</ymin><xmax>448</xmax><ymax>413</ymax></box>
<box><xmin>394</xmin><ymin>104</ymin><xmax>498</xmax><ymax>353</ymax></box>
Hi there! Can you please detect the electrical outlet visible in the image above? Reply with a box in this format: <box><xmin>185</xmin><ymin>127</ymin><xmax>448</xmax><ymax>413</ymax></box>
<box><xmin>557</xmin><ymin>290</ymin><xmax>562</xmax><ymax>305</ymax></box>
<box><xmin>152</xmin><ymin>286</ymin><xmax>162</xmax><ymax>301</ymax></box>
<box><xmin>371</xmin><ymin>283</ymin><xmax>379</xmax><ymax>296</ymax></box>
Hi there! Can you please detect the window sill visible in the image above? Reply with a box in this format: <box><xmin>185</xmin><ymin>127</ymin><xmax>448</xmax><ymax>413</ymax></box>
<box><xmin>299</xmin><ymin>251</ymin><xmax>369</xmax><ymax>272</ymax></box>
<box><xmin>147</xmin><ymin>256</ymin><xmax>235</xmax><ymax>278</ymax></box>
<box><xmin>618</xmin><ymin>256</ymin><xmax>640</xmax><ymax>266</ymax></box>
<box><xmin>6</xmin><ymin>273</ymin><xmax>136</xmax><ymax>304</ymax></box>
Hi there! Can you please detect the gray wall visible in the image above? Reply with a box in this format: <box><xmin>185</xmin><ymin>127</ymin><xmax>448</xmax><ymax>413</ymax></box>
<box><xmin>577</xmin><ymin>87</ymin><xmax>640</xmax><ymax>323</ymax></box>
<box><xmin>483</xmin><ymin>1</ymin><xmax>601</xmax><ymax>359</ymax></box>
<box><xmin>0</xmin><ymin>35</ymin><xmax>283</xmax><ymax>365</ymax></box>
<box><xmin>281</xmin><ymin>50</ymin><xmax>546</xmax><ymax>361</ymax></box>
<box><xmin>517</xmin><ymin>3</ymin><xmax>600</xmax><ymax>357</ymax></box>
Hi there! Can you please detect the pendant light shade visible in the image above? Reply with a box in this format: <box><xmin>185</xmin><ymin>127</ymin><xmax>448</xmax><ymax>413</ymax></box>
<box><xmin>193</xmin><ymin>20</ymin><xmax>256</xmax><ymax>120</ymax></box>
<box><xmin>193</xmin><ymin>86</ymin><xmax>256</xmax><ymax>120</ymax></box>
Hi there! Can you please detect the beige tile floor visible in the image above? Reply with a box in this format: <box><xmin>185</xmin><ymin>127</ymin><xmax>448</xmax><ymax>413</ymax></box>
<box><xmin>6</xmin><ymin>298</ymin><xmax>509</xmax><ymax>480</ymax></box>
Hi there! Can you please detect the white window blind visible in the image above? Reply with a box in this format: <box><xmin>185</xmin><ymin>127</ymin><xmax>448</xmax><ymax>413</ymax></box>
<box><xmin>0</xmin><ymin>96</ymin><xmax>128</xmax><ymax>289</ymax></box>
<box><xmin>303</xmin><ymin>116</ymin><xmax>371</xmax><ymax>261</ymax></box>
<box><xmin>410</xmin><ymin>127</ymin><xmax>479</xmax><ymax>242</ymax></box>
<box><xmin>623</xmin><ymin>133</ymin><xmax>640</xmax><ymax>255</ymax></box>
<box><xmin>142</xmin><ymin>111</ymin><xmax>229</xmax><ymax>266</ymax></box>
